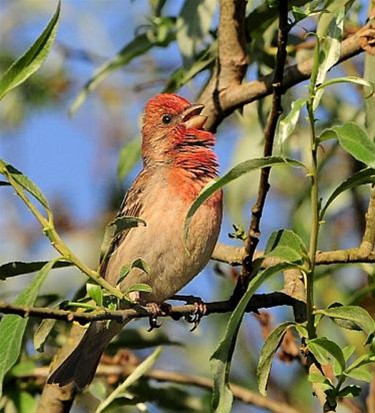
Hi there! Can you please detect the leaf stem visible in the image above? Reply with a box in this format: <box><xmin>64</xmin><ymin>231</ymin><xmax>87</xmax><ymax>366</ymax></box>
<box><xmin>306</xmin><ymin>99</ymin><xmax>319</xmax><ymax>339</ymax></box>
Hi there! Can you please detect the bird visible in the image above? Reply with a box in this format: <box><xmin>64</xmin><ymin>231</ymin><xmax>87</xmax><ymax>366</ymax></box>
<box><xmin>47</xmin><ymin>93</ymin><xmax>223</xmax><ymax>390</ymax></box>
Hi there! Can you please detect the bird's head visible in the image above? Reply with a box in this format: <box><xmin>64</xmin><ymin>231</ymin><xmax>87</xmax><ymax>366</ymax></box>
<box><xmin>141</xmin><ymin>94</ymin><xmax>215</xmax><ymax>165</ymax></box>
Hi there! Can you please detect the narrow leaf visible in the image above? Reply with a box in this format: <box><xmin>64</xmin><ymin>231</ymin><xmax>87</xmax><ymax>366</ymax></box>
<box><xmin>316</xmin><ymin>305</ymin><xmax>375</xmax><ymax>337</ymax></box>
<box><xmin>265</xmin><ymin>229</ymin><xmax>309</xmax><ymax>265</ymax></box>
<box><xmin>210</xmin><ymin>261</ymin><xmax>294</xmax><ymax>412</ymax></box>
<box><xmin>117</xmin><ymin>139</ymin><xmax>141</xmax><ymax>182</ymax></box>
<box><xmin>277</xmin><ymin>98</ymin><xmax>306</xmax><ymax>144</ymax></box>
<box><xmin>313</xmin><ymin>7</ymin><xmax>345</xmax><ymax>109</ymax></box>
<box><xmin>257</xmin><ymin>321</ymin><xmax>295</xmax><ymax>395</ymax></box>
<box><xmin>0</xmin><ymin>260</ymin><xmax>71</xmax><ymax>280</ymax></box>
<box><xmin>34</xmin><ymin>319</ymin><xmax>57</xmax><ymax>353</ymax></box>
<box><xmin>95</xmin><ymin>347</ymin><xmax>162</xmax><ymax>413</ymax></box>
<box><xmin>0</xmin><ymin>259</ymin><xmax>57</xmax><ymax>398</ymax></box>
<box><xmin>317</xmin><ymin>76</ymin><xmax>374</xmax><ymax>97</ymax></box>
<box><xmin>126</xmin><ymin>283</ymin><xmax>153</xmax><ymax>295</ymax></box>
<box><xmin>1</xmin><ymin>163</ymin><xmax>50</xmax><ymax>209</ymax></box>
<box><xmin>320</xmin><ymin>168</ymin><xmax>375</xmax><ymax>219</ymax></box>
<box><xmin>0</xmin><ymin>1</ymin><xmax>60</xmax><ymax>100</ymax></box>
<box><xmin>185</xmin><ymin>157</ymin><xmax>306</xmax><ymax>241</ymax></box>
<box><xmin>332</xmin><ymin>123</ymin><xmax>375</xmax><ymax>167</ymax></box>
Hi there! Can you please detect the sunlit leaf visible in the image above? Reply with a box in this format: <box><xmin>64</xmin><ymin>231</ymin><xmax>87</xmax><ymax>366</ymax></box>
<box><xmin>87</xmin><ymin>283</ymin><xmax>103</xmax><ymax>307</ymax></box>
<box><xmin>0</xmin><ymin>1</ymin><xmax>60</xmax><ymax>100</ymax></box>
<box><xmin>95</xmin><ymin>347</ymin><xmax>162</xmax><ymax>413</ymax></box>
<box><xmin>316</xmin><ymin>76</ymin><xmax>374</xmax><ymax>97</ymax></box>
<box><xmin>277</xmin><ymin>98</ymin><xmax>306</xmax><ymax>144</ymax></box>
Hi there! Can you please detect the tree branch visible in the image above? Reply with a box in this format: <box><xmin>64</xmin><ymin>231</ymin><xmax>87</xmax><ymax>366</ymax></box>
<box><xmin>212</xmin><ymin>243</ymin><xmax>375</xmax><ymax>266</ymax></box>
<box><xmin>203</xmin><ymin>25</ymin><xmax>375</xmax><ymax>131</ymax></box>
<box><xmin>0</xmin><ymin>292</ymin><xmax>301</xmax><ymax>324</ymax></box>
<box><xmin>241</xmin><ymin>0</ymin><xmax>289</xmax><ymax>283</ymax></box>
<box><xmin>28</xmin><ymin>366</ymin><xmax>302</xmax><ymax>413</ymax></box>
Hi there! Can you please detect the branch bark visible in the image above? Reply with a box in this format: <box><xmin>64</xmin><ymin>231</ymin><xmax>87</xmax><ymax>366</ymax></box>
<box><xmin>203</xmin><ymin>26</ymin><xmax>375</xmax><ymax>131</ymax></box>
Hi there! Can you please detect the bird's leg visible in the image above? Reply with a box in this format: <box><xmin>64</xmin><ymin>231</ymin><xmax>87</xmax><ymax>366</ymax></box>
<box><xmin>170</xmin><ymin>295</ymin><xmax>207</xmax><ymax>331</ymax></box>
<box><xmin>145</xmin><ymin>302</ymin><xmax>172</xmax><ymax>331</ymax></box>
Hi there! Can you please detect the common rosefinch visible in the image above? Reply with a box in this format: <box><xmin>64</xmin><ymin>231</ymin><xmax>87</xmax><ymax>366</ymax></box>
<box><xmin>47</xmin><ymin>93</ymin><xmax>223</xmax><ymax>390</ymax></box>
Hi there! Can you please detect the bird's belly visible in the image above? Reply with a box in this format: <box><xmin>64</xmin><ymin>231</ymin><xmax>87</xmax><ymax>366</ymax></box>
<box><xmin>104</xmin><ymin>192</ymin><xmax>222</xmax><ymax>303</ymax></box>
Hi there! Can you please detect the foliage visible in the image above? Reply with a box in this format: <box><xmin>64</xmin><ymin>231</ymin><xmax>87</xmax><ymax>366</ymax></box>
<box><xmin>0</xmin><ymin>1</ymin><xmax>374</xmax><ymax>413</ymax></box>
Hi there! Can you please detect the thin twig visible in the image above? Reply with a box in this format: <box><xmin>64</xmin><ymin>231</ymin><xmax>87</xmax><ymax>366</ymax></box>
<box><xmin>240</xmin><ymin>1</ymin><xmax>290</xmax><ymax>289</ymax></box>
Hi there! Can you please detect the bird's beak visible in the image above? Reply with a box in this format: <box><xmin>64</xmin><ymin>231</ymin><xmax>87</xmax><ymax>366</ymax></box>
<box><xmin>182</xmin><ymin>104</ymin><xmax>207</xmax><ymax>129</ymax></box>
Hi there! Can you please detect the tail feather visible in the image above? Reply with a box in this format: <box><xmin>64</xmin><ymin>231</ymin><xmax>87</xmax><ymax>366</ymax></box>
<box><xmin>47</xmin><ymin>321</ymin><xmax>124</xmax><ymax>390</ymax></box>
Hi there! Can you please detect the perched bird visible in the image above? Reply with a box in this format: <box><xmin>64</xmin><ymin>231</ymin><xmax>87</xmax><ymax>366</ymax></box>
<box><xmin>47</xmin><ymin>93</ymin><xmax>223</xmax><ymax>390</ymax></box>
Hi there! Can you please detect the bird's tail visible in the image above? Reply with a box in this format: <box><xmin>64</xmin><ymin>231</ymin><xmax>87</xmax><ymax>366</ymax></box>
<box><xmin>47</xmin><ymin>320</ymin><xmax>124</xmax><ymax>390</ymax></box>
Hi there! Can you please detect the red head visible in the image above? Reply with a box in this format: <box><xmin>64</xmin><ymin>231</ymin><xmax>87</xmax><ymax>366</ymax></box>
<box><xmin>141</xmin><ymin>94</ymin><xmax>217</xmax><ymax>176</ymax></box>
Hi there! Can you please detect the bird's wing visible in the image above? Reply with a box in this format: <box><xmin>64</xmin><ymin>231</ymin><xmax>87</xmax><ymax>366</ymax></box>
<box><xmin>98</xmin><ymin>170</ymin><xmax>146</xmax><ymax>279</ymax></box>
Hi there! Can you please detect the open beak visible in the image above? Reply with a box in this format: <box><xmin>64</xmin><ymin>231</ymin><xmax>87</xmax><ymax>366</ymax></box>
<box><xmin>181</xmin><ymin>104</ymin><xmax>207</xmax><ymax>129</ymax></box>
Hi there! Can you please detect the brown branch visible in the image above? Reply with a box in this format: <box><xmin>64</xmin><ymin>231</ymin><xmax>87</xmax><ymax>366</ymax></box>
<box><xmin>212</xmin><ymin>243</ymin><xmax>375</xmax><ymax>266</ymax></box>
<box><xmin>241</xmin><ymin>1</ymin><xmax>290</xmax><ymax>282</ymax></box>
<box><xmin>28</xmin><ymin>366</ymin><xmax>302</xmax><ymax>413</ymax></box>
<box><xmin>0</xmin><ymin>292</ymin><xmax>301</xmax><ymax>324</ymax></box>
<box><xmin>203</xmin><ymin>26</ymin><xmax>375</xmax><ymax>131</ymax></box>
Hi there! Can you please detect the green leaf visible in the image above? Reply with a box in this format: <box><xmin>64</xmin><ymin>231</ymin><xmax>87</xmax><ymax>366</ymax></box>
<box><xmin>95</xmin><ymin>347</ymin><xmax>162</xmax><ymax>413</ymax></box>
<box><xmin>0</xmin><ymin>1</ymin><xmax>60</xmax><ymax>100</ymax></box>
<box><xmin>176</xmin><ymin>0</ymin><xmax>216</xmax><ymax>67</ymax></box>
<box><xmin>345</xmin><ymin>365</ymin><xmax>372</xmax><ymax>382</ymax></box>
<box><xmin>307</xmin><ymin>337</ymin><xmax>346</xmax><ymax>374</ymax></box>
<box><xmin>0</xmin><ymin>259</ymin><xmax>57</xmax><ymax>398</ymax></box>
<box><xmin>87</xmin><ymin>283</ymin><xmax>103</xmax><ymax>307</ymax></box>
<box><xmin>126</xmin><ymin>283</ymin><xmax>153</xmax><ymax>295</ymax></box>
<box><xmin>308</xmin><ymin>371</ymin><xmax>333</xmax><ymax>387</ymax></box>
<box><xmin>0</xmin><ymin>260</ymin><xmax>71</xmax><ymax>280</ymax></box>
<box><xmin>313</xmin><ymin>7</ymin><xmax>344</xmax><ymax>109</ymax></box>
<box><xmin>265</xmin><ymin>229</ymin><xmax>309</xmax><ymax>265</ymax></box>
<box><xmin>117</xmin><ymin>139</ymin><xmax>141</xmax><ymax>182</ymax></box>
<box><xmin>277</xmin><ymin>98</ymin><xmax>306</xmax><ymax>144</ymax></box>
<box><xmin>320</xmin><ymin>168</ymin><xmax>375</xmax><ymax>219</ymax></box>
<box><xmin>34</xmin><ymin>318</ymin><xmax>57</xmax><ymax>353</ymax></box>
<box><xmin>184</xmin><ymin>157</ymin><xmax>306</xmax><ymax>241</ymax></box>
<box><xmin>100</xmin><ymin>216</ymin><xmax>146</xmax><ymax>261</ymax></box>
<box><xmin>1</xmin><ymin>162</ymin><xmax>50</xmax><ymax>209</ymax></box>
<box><xmin>257</xmin><ymin>321</ymin><xmax>295</xmax><ymax>396</ymax></box>
<box><xmin>316</xmin><ymin>76</ymin><xmax>374</xmax><ymax>97</ymax></box>
<box><xmin>210</xmin><ymin>260</ymin><xmax>294</xmax><ymax>412</ymax></box>
<box><xmin>316</xmin><ymin>305</ymin><xmax>375</xmax><ymax>337</ymax></box>
<box><xmin>330</xmin><ymin>123</ymin><xmax>375</xmax><ymax>167</ymax></box>
<box><xmin>131</xmin><ymin>258</ymin><xmax>150</xmax><ymax>275</ymax></box>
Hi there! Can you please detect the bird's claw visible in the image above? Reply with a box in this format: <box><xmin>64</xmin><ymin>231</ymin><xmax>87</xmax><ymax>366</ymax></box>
<box><xmin>184</xmin><ymin>299</ymin><xmax>207</xmax><ymax>332</ymax></box>
<box><xmin>146</xmin><ymin>302</ymin><xmax>171</xmax><ymax>332</ymax></box>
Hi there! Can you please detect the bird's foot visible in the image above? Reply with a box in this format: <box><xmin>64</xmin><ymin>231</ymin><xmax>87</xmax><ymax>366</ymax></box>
<box><xmin>145</xmin><ymin>302</ymin><xmax>171</xmax><ymax>331</ymax></box>
<box><xmin>171</xmin><ymin>295</ymin><xmax>207</xmax><ymax>331</ymax></box>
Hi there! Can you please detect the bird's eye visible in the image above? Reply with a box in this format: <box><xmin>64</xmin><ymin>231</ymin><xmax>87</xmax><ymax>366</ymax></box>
<box><xmin>162</xmin><ymin>114</ymin><xmax>172</xmax><ymax>125</ymax></box>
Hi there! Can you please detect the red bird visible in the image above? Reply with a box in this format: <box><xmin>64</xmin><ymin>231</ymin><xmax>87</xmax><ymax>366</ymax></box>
<box><xmin>47</xmin><ymin>93</ymin><xmax>223</xmax><ymax>389</ymax></box>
